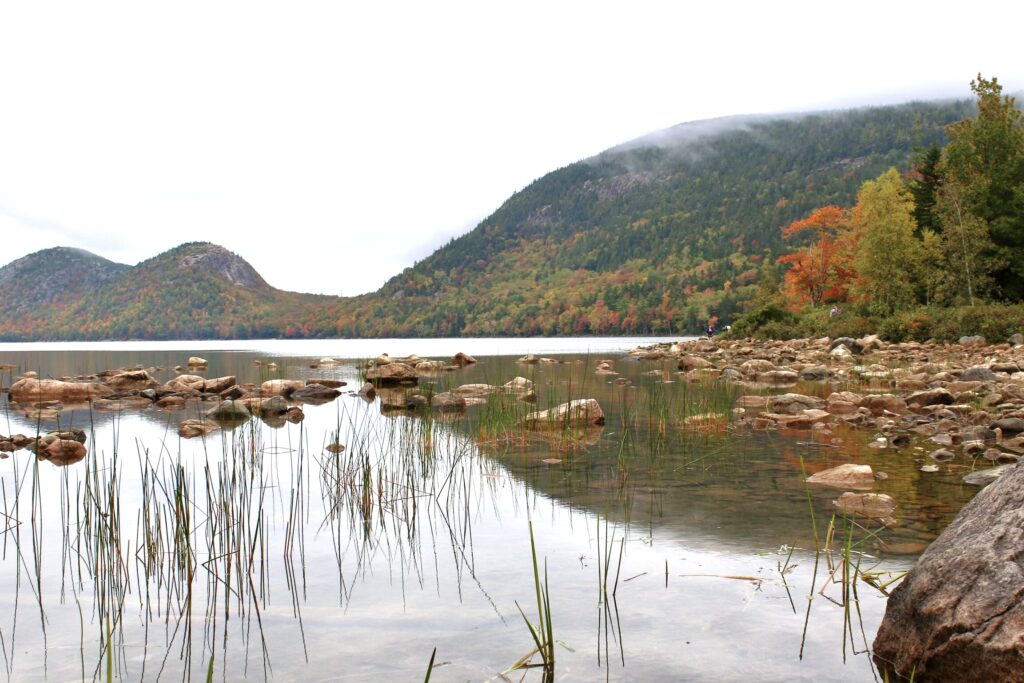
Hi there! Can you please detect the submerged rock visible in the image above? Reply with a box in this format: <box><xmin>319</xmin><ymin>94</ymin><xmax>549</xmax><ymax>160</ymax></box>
<box><xmin>962</xmin><ymin>464</ymin><xmax>1015</xmax><ymax>487</ymax></box>
<box><xmin>832</xmin><ymin>492</ymin><xmax>897</xmax><ymax>519</ymax></box>
<box><xmin>178</xmin><ymin>419</ymin><xmax>217</xmax><ymax>439</ymax></box>
<box><xmin>874</xmin><ymin>461</ymin><xmax>1024</xmax><ymax>681</ymax></box>
<box><xmin>806</xmin><ymin>463</ymin><xmax>874</xmax><ymax>490</ymax></box>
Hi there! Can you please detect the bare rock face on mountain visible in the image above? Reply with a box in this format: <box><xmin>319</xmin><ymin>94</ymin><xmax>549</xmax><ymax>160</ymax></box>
<box><xmin>177</xmin><ymin>244</ymin><xmax>268</xmax><ymax>288</ymax></box>
<box><xmin>873</xmin><ymin>461</ymin><xmax>1024</xmax><ymax>681</ymax></box>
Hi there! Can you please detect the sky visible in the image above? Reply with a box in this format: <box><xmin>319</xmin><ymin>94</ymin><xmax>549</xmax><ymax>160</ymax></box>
<box><xmin>0</xmin><ymin>1</ymin><xmax>1021</xmax><ymax>296</ymax></box>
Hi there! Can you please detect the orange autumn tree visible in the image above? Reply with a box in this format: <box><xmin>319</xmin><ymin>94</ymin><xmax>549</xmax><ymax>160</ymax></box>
<box><xmin>777</xmin><ymin>205</ymin><xmax>855</xmax><ymax>307</ymax></box>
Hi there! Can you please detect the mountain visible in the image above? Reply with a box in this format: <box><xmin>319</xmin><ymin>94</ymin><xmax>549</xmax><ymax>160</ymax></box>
<box><xmin>323</xmin><ymin>99</ymin><xmax>975</xmax><ymax>336</ymax></box>
<box><xmin>0</xmin><ymin>99</ymin><xmax>979</xmax><ymax>340</ymax></box>
<box><xmin>0</xmin><ymin>247</ymin><xmax>129</xmax><ymax>312</ymax></box>
<box><xmin>0</xmin><ymin>242</ymin><xmax>327</xmax><ymax>340</ymax></box>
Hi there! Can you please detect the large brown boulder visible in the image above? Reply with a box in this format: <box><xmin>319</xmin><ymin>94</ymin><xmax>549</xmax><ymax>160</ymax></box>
<box><xmin>364</xmin><ymin>362</ymin><xmax>418</xmax><ymax>386</ymax></box>
<box><xmin>165</xmin><ymin>374</ymin><xmax>206</xmax><ymax>393</ymax></box>
<box><xmin>523</xmin><ymin>399</ymin><xmax>605</xmax><ymax>429</ymax></box>
<box><xmin>10</xmin><ymin>378</ymin><xmax>109</xmax><ymax>403</ymax></box>
<box><xmin>260</xmin><ymin>379</ymin><xmax>305</xmax><ymax>396</ymax></box>
<box><xmin>104</xmin><ymin>370</ymin><xmax>160</xmax><ymax>392</ymax></box>
<box><xmin>203</xmin><ymin>376</ymin><xmax>237</xmax><ymax>394</ymax></box>
<box><xmin>873</xmin><ymin>461</ymin><xmax>1024</xmax><ymax>681</ymax></box>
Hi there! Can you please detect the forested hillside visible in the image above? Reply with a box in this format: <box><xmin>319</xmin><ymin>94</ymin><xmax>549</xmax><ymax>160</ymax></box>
<box><xmin>0</xmin><ymin>99</ymin><xmax>982</xmax><ymax>340</ymax></box>
<box><xmin>326</xmin><ymin>100</ymin><xmax>974</xmax><ymax>336</ymax></box>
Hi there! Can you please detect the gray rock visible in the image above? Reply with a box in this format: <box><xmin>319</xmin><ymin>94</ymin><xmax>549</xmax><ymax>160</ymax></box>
<box><xmin>799</xmin><ymin>365</ymin><xmax>830</xmax><ymax>380</ymax></box>
<box><xmin>1009</xmin><ymin>333</ymin><xmax>1023</xmax><ymax>346</ymax></box>
<box><xmin>929</xmin><ymin>448</ymin><xmax>956</xmax><ymax>462</ymax></box>
<box><xmin>958</xmin><ymin>335</ymin><xmax>987</xmax><ymax>346</ymax></box>
<box><xmin>962</xmin><ymin>464</ymin><xmax>1015</xmax><ymax>486</ymax></box>
<box><xmin>205</xmin><ymin>400</ymin><xmax>251</xmax><ymax>422</ymax></box>
<box><xmin>960</xmin><ymin>366</ymin><xmax>998</xmax><ymax>382</ymax></box>
<box><xmin>829</xmin><ymin>337</ymin><xmax>864</xmax><ymax>354</ymax></box>
<box><xmin>874</xmin><ymin>461</ymin><xmax>1024</xmax><ymax>680</ymax></box>
<box><xmin>906</xmin><ymin>388</ymin><xmax>955</xmax><ymax>407</ymax></box>
<box><xmin>991</xmin><ymin>417</ymin><xmax>1024</xmax><ymax>435</ymax></box>
<box><xmin>430</xmin><ymin>392</ymin><xmax>466</xmax><ymax>412</ymax></box>
<box><xmin>289</xmin><ymin>383</ymin><xmax>341</xmax><ymax>403</ymax></box>
<box><xmin>257</xmin><ymin>395</ymin><xmax>289</xmax><ymax>418</ymax></box>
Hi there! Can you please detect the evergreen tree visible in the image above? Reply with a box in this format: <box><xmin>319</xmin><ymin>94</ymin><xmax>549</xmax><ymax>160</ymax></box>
<box><xmin>909</xmin><ymin>145</ymin><xmax>943</xmax><ymax>235</ymax></box>
<box><xmin>943</xmin><ymin>75</ymin><xmax>1024</xmax><ymax>299</ymax></box>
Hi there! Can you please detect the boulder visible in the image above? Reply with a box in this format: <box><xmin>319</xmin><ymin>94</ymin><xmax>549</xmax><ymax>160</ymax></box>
<box><xmin>165</xmin><ymin>374</ymin><xmax>206</xmax><ymax>393</ymax></box>
<box><xmin>678</xmin><ymin>355</ymin><xmax>714</xmax><ymax>371</ymax></box>
<box><xmin>289</xmin><ymin>383</ymin><xmax>341</xmax><ymax>403</ymax></box>
<box><xmin>357</xmin><ymin>382</ymin><xmax>376</xmax><ymax>401</ymax></box>
<box><xmin>308</xmin><ymin>378</ymin><xmax>346</xmax><ymax>389</ymax></box>
<box><xmin>859</xmin><ymin>394</ymin><xmax>909</xmax><ymax>416</ymax></box>
<box><xmin>830</xmin><ymin>344</ymin><xmax>853</xmax><ymax>358</ymax></box>
<box><xmin>104</xmin><ymin>370</ymin><xmax>160</xmax><ymax>392</ymax></box>
<box><xmin>430</xmin><ymin>392</ymin><xmax>466</xmax><ymax>412</ymax></box>
<box><xmin>41</xmin><ymin>439</ymin><xmax>87</xmax><ymax>465</ymax></box>
<box><xmin>9</xmin><ymin>378</ymin><xmax>108</xmax><ymax>403</ymax></box>
<box><xmin>907</xmin><ymin>388</ymin><xmax>955</xmax><ymax>407</ymax></box>
<box><xmin>205</xmin><ymin>400</ymin><xmax>251</xmax><ymax>422</ymax></box>
<box><xmin>364</xmin><ymin>362</ymin><xmax>419</xmax><ymax>386</ymax></box>
<box><xmin>260</xmin><ymin>379</ymin><xmax>305</xmax><ymax>396</ymax></box>
<box><xmin>452</xmin><ymin>352</ymin><xmax>477</xmax><ymax>367</ymax></box>
<box><xmin>961</xmin><ymin>366</ymin><xmax>998</xmax><ymax>382</ymax></box>
<box><xmin>517</xmin><ymin>354</ymin><xmax>540</xmax><ymax>364</ymax></box>
<box><xmin>155</xmin><ymin>395</ymin><xmax>187</xmax><ymax>410</ymax></box>
<box><xmin>740</xmin><ymin>359</ymin><xmax>778</xmax><ymax>376</ymax></box>
<box><xmin>806</xmin><ymin>463</ymin><xmax>874</xmax><ymax>490</ymax></box>
<box><xmin>799</xmin><ymin>365</ymin><xmax>830</xmax><ymax>380</ymax></box>
<box><xmin>874</xmin><ymin>461</ymin><xmax>1024</xmax><ymax>681</ymax></box>
<box><xmin>503</xmin><ymin>377</ymin><xmax>534</xmax><ymax>393</ymax></box>
<box><xmin>452</xmin><ymin>383</ymin><xmax>501</xmax><ymax>398</ymax></box>
<box><xmin>524</xmin><ymin>399</ymin><xmax>605</xmax><ymax>429</ymax></box>
<box><xmin>991</xmin><ymin>417</ymin><xmax>1024</xmax><ymax>435</ymax></box>
<box><xmin>830</xmin><ymin>337</ymin><xmax>864</xmax><ymax>354</ymax></box>
<box><xmin>757</xmin><ymin>370</ymin><xmax>799</xmax><ymax>385</ymax></box>
<box><xmin>255</xmin><ymin>396</ymin><xmax>289</xmax><ymax>418</ymax></box>
<box><xmin>827</xmin><ymin>391</ymin><xmax>862</xmax><ymax>415</ymax></box>
<box><xmin>178</xmin><ymin>419</ymin><xmax>217</xmax><ymax>439</ymax></box>
<box><xmin>767</xmin><ymin>393</ymin><xmax>824</xmax><ymax>415</ymax></box>
<box><xmin>929</xmin><ymin>448</ymin><xmax>956</xmax><ymax>462</ymax></box>
<box><xmin>203</xmin><ymin>376</ymin><xmax>237</xmax><ymax>394</ymax></box>
<box><xmin>1009</xmin><ymin>333</ymin><xmax>1024</xmax><ymax>347</ymax></box>
<box><xmin>833</xmin><ymin>492</ymin><xmax>897</xmax><ymax>519</ymax></box>
<box><xmin>187</xmin><ymin>356</ymin><xmax>209</xmax><ymax>366</ymax></box>
<box><xmin>962</xmin><ymin>464</ymin><xmax>1015</xmax><ymax>487</ymax></box>
<box><xmin>958</xmin><ymin>335</ymin><xmax>987</xmax><ymax>347</ymax></box>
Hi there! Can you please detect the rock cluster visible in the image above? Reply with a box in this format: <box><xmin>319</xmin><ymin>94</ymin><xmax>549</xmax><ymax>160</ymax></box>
<box><xmin>632</xmin><ymin>334</ymin><xmax>1024</xmax><ymax>486</ymax></box>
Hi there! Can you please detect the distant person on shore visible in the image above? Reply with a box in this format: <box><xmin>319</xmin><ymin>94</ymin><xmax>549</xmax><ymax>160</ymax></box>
<box><xmin>830</xmin><ymin>305</ymin><xmax>841</xmax><ymax>318</ymax></box>
<box><xmin>706</xmin><ymin>321</ymin><xmax>715</xmax><ymax>337</ymax></box>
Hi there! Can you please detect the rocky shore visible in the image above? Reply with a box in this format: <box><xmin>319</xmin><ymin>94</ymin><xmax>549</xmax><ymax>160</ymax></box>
<box><xmin>632</xmin><ymin>333</ymin><xmax>1024</xmax><ymax>680</ymax></box>
<box><xmin>631</xmin><ymin>334</ymin><xmax>1024</xmax><ymax>486</ymax></box>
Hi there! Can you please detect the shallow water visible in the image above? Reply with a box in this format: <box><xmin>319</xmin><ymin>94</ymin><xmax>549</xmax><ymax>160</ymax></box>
<box><xmin>0</xmin><ymin>339</ymin><xmax>984</xmax><ymax>681</ymax></box>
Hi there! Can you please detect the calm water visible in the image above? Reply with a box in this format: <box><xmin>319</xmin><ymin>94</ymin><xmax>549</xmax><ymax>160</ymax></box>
<box><xmin>0</xmin><ymin>338</ymin><xmax>980</xmax><ymax>681</ymax></box>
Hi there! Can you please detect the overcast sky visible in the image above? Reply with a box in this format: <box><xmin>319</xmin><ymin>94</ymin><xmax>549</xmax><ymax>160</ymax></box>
<box><xmin>0</xmin><ymin>1</ymin><xmax>1020</xmax><ymax>296</ymax></box>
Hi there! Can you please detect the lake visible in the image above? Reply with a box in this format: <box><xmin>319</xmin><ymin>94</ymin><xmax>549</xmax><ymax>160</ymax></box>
<box><xmin>0</xmin><ymin>338</ymin><xmax>978</xmax><ymax>681</ymax></box>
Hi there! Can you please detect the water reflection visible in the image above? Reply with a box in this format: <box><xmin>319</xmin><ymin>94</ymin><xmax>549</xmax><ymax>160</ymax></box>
<box><xmin>0</xmin><ymin>343</ymin><xmax>983</xmax><ymax>681</ymax></box>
